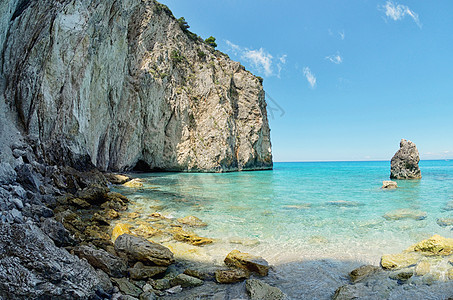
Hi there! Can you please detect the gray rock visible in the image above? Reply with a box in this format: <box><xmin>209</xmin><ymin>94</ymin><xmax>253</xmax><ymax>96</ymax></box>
<box><xmin>170</xmin><ymin>273</ymin><xmax>204</xmax><ymax>288</ymax></box>
<box><xmin>111</xmin><ymin>278</ymin><xmax>142</xmax><ymax>297</ymax></box>
<box><xmin>41</xmin><ymin>218</ymin><xmax>75</xmax><ymax>247</ymax></box>
<box><xmin>390</xmin><ymin>139</ymin><xmax>421</xmax><ymax>179</ymax></box>
<box><xmin>15</xmin><ymin>164</ymin><xmax>40</xmax><ymax>191</ymax></box>
<box><xmin>128</xmin><ymin>262</ymin><xmax>167</xmax><ymax>280</ymax></box>
<box><xmin>152</xmin><ymin>278</ymin><xmax>171</xmax><ymax>290</ymax></box>
<box><xmin>0</xmin><ymin>162</ymin><xmax>16</xmax><ymax>185</ymax></box>
<box><xmin>215</xmin><ymin>268</ymin><xmax>250</xmax><ymax>284</ymax></box>
<box><xmin>11</xmin><ymin>185</ymin><xmax>26</xmax><ymax>199</ymax></box>
<box><xmin>73</xmin><ymin>245</ymin><xmax>127</xmax><ymax>277</ymax></box>
<box><xmin>166</xmin><ymin>285</ymin><xmax>183</xmax><ymax>294</ymax></box>
<box><xmin>114</xmin><ymin>234</ymin><xmax>174</xmax><ymax>266</ymax></box>
<box><xmin>0</xmin><ymin>223</ymin><xmax>101</xmax><ymax>299</ymax></box>
<box><xmin>10</xmin><ymin>198</ymin><xmax>23</xmax><ymax>210</ymax></box>
<box><xmin>245</xmin><ymin>279</ymin><xmax>285</xmax><ymax>300</ymax></box>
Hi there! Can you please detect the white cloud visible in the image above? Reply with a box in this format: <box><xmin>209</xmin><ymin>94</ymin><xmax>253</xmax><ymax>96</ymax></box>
<box><xmin>279</xmin><ymin>54</ymin><xmax>287</xmax><ymax>64</ymax></box>
<box><xmin>226</xmin><ymin>40</ymin><xmax>285</xmax><ymax>77</ymax></box>
<box><xmin>325</xmin><ymin>52</ymin><xmax>343</xmax><ymax>64</ymax></box>
<box><xmin>243</xmin><ymin>48</ymin><xmax>273</xmax><ymax>77</ymax></box>
<box><xmin>303</xmin><ymin>67</ymin><xmax>316</xmax><ymax>88</ymax></box>
<box><xmin>339</xmin><ymin>30</ymin><xmax>345</xmax><ymax>40</ymax></box>
<box><xmin>380</xmin><ymin>1</ymin><xmax>422</xmax><ymax>28</ymax></box>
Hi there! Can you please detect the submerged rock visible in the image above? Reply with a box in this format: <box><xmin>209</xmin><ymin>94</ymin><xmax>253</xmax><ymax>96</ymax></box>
<box><xmin>114</xmin><ymin>234</ymin><xmax>175</xmax><ymax>266</ymax></box>
<box><xmin>245</xmin><ymin>279</ymin><xmax>285</xmax><ymax>300</ymax></box>
<box><xmin>436</xmin><ymin>218</ymin><xmax>453</xmax><ymax>227</ymax></box>
<box><xmin>123</xmin><ymin>179</ymin><xmax>144</xmax><ymax>188</ymax></box>
<box><xmin>382</xmin><ymin>180</ymin><xmax>397</xmax><ymax>189</ymax></box>
<box><xmin>390</xmin><ymin>139</ymin><xmax>421</xmax><ymax>179</ymax></box>
<box><xmin>383</xmin><ymin>209</ymin><xmax>427</xmax><ymax>221</ymax></box>
<box><xmin>170</xmin><ymin>226</ymin><xmax>214</xmax><ymax>246</ymax></box>
<box><xmin>349</xmin><ymin>265</ymin><xmax>381</xmax><ymax>283</ymax></box>
<box><xmin>224</xmin><ymin>250</ymin><xmax>269</xmax><ymax>276</ymax></box>
<box><xmin>177</xmin><ymin>215</ymin><xmax>207</xmax><ymax>227</ymax></box>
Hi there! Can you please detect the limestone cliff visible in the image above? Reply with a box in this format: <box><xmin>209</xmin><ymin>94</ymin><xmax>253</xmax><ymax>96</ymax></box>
<box><xmin>0</xmin><ymin>0</ymin><xmax>272</xmax><ymax>172</ymax></box>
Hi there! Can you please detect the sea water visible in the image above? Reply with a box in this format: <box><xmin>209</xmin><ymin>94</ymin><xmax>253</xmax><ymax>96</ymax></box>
<box><xmin>113</xmin><ymin>161</ymin><xmax>453</xmax><ymax>298</ymax></box>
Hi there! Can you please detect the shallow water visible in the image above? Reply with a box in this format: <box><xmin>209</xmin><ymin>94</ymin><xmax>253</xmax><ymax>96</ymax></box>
<box><xmin>114</xmin><ymin>160</ymin><xmax>453</xmax><ymax>298</ymax></box>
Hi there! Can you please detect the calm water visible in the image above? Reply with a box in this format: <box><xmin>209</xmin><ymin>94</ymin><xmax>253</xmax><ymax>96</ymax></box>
<box><xmin>114</xmin><ymin>160</ymin><xmax>453</xmax><ymax>298</ymax></box>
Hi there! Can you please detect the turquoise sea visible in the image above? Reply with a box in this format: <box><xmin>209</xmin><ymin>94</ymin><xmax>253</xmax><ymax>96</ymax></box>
<box><xmin>115</xmin><ymin>160</ymin><xmax>453</xmax><ymax>298</ymax></box>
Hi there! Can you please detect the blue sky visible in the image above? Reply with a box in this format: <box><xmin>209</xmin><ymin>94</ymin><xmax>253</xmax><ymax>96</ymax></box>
<box><xmin>160</xmin><ymin>0</ymin><xmax>453</xmax><ymax>162</ymax></box>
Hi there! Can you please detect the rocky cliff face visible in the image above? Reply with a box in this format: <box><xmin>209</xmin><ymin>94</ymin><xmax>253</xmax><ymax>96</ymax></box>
<box><xmin>0</xmin><ymin>0</ymin><xmax>272</xmax><ymax>173</ymax></box>
<box><xmin>390</xmin><ymin>139</ymin><xmax>421</xmax><ymax>179</ymax></box>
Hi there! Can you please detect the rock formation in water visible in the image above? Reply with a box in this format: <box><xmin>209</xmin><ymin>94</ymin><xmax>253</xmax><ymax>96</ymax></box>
<box><xmin>390</xmin><ymin>139</ymin><xmax>421</xmax><ymax>179</ymax></box>
<box><xmin>1</xmin><ymin>0</ymin><xmax>272</xmax><ymax>173</ymax></box>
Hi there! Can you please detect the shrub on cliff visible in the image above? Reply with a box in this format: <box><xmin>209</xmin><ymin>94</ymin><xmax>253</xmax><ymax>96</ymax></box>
<box><xmin>205</xmin><ymin>36</ymin><xmax>217</xmax><ymax>48</ymax></box>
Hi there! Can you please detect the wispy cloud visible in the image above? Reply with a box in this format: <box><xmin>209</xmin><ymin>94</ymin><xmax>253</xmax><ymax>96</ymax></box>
<box><xmin>380</xmin><ymin>1</ymin><xmax>422</xmax><ymax>28</ymax></box>
<box><xmin>303</xmin><ymin>67</ymin><xmax>316</xmax><ymax>88</ymax></box>
<box><xmin>325</xmin><ymin>52</ymin><xmax>343</xmax><ymax>64</ymax></box>
<box><xmin>328</xmin><ymin>29</ymin><xmax>346</xmax><ymax>40</ymax></box>
<box><xmin>226</xmin><ymin>40</ymin><xmax>285</xmax><ymax>78</ymax></box>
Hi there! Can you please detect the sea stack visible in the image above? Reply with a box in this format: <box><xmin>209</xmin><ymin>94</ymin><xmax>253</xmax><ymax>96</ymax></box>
<box><xmin>390</xmin><ymin>139</ymin><xmax>421</xmax><ymax>179</ymax></box>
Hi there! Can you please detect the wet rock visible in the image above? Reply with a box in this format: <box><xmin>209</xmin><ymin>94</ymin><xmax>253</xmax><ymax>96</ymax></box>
<box><xmin>0</xmin><ymin>164</ymin><xmax>16</xmax><ymax>185</ymax></box>
<box><xmin>215</xmin><ymin>268</ymin><xmax>250</xmax><ymax>284</ymax></box>
<box><xmin>170</xmin><ymin>274</ymin><xmax>204</xmax><ymax>288</ymax></box>
<box><xmin>112</xmin><ymin>223</ymin><xmax>132</xmax><ymax>242</ymax></box>
<box><xmin>128</xmin><ymin>262</ymin><xmax>167</xmax><ymax>280</ymax></box>
<box><xmin>382</xmin><ymin>180</ymin><xmax>397</xmax><ymax>189</ymax></box>
<box><xmin>114</xmin><ymin>234</ymin><xmax>175</xmax><ymax>266</ymax></box>
<box><xmin>390</xmin><ymin>139</ymin><xmax>421</xmax><ymax>179</ymax></box>
<box><xmin>73</xmin><ymin>245</ymin><xmax>127</xmax><ymax>277</ymax></box>
<box><xmin>380</xmin><ymin>253</ymin><xmax>420</xmax><ymax>270</ymax></box>
<box><xmin>170</xmin><ymin>226</ymin><xmax>213</xmax><ymax>246</ymax></box>
<box><xmin>0</xmin><ymin>223</ymin><xmax>100</xmax><ymax>299</ymax></box>
<box><xmin>133</xmin><ymin>224</ymin><xmax>160</xmax><ymax>239</ymax></box>
<box><xmin>177</xmin><ymin>215</ymin><xmax>207</xmax><ymax>227</ymax></box>
<box><xmin>443</xmin><ymin>201</ymin><xmax>453</xmax><ymax>211</ymax></box>
<box><xmin>41</xmin><ymin>218</ymin><xmax>75</xmax><ymax>247</ymax></box>
<box><xmin>105</xmin><ymin>173</ymin><xmax>131</xmax><ymax>185</ymax></box>
<box><xmin>406</xmin><ymin>234</ymin><xmax>453</xmax><ymax>256</ymax></box>
<box><xmin>436</xmin><ymin>218</ymin><xmax>453</xmax><ymax>227</ymax></box>
<box><xmin>389</xmin><ymin>269</ymin><xmax>414</xmax><ymax>282</ymax></box>
<box><xmin>333</xmin><ymin>284</ymin><xmax>368</xmax><ymax>300</ymax></box>
<box><xmin>111</xmin><ymin>278</ymin><xmax>142</xmax><ymax>297</ymax></box>
<box><xmin>415</xmin><ymin>260</ymin><xmax>431</xmax><ymax>276</ymax></box>
<box><xmin>383</xmin><ymin>209</ymin><xmax>427</xmax><ymax>221</ymax></box>
<box><xmin>349</xmin><ymin>265</ymin><xmax>381</xmax><ymax>283</ymax></box>
<box><xmin>326</xmin><ymin>200</ymin><xmax>360</xmax><ymax>207</ymax></box>
<box><xmin>224</xmin><ymin>250</ymin><xmax>269</xmax><ymax>276</ymax></box>
<box><xmin>123</xmin><ymin>179</ymin><xmax>144</xmax><ymax>188</ymax></box>
<box><xmin>91</xmin><ymin>212</ymin><xmax>110</xmax><ymax>226</ymax></box>
<box><xmin>246</xmin><ymin>279</ymin><xmax>285</xmax><ymax>300</ymax></box>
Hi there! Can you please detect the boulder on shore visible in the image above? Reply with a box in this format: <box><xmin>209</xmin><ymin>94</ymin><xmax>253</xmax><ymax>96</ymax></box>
<box><xmin>224</xmin><ymin>250</ymin><xmax>269</xmax><ymax>276</ymax></box>
<box><xmin>215</xmin><ymin>268</ymin><xmax>250</xmax><ymax>284</ymax></box>
<box><xmin>390</xmin><ymin>139</ymin><xmax>421</xmax><ymax>179</ymax></box>
<box><xmin>246</xmin><ymin>279</ymin><xmax>285</xmax><ymax>300</ymax></box>
<box><xmin>114</xmin><ymin>234</ymin><xmax>175</xmax><ymax>266</ymax></box>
